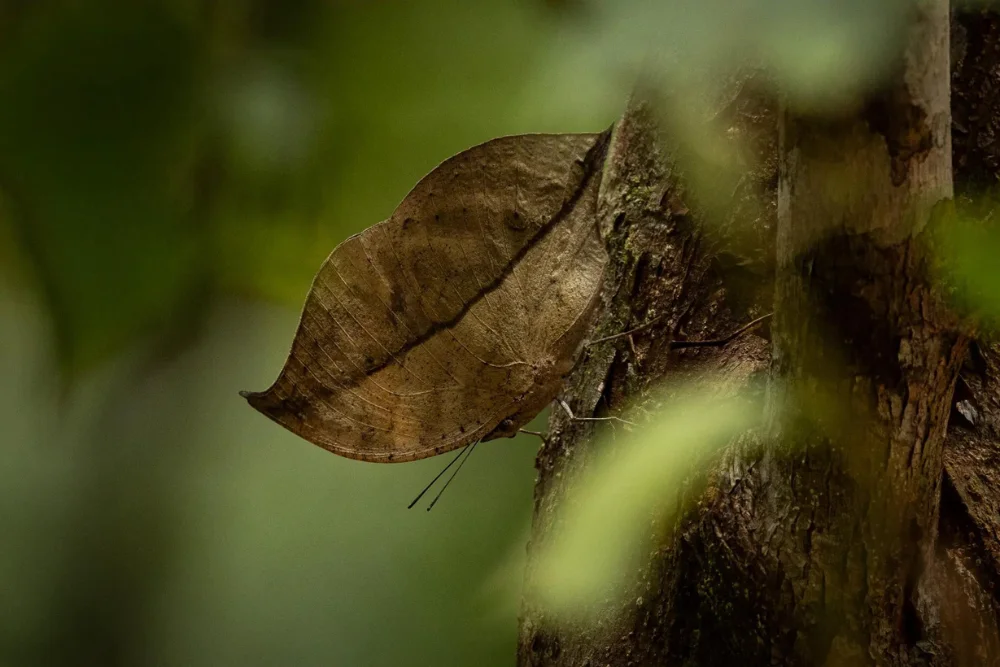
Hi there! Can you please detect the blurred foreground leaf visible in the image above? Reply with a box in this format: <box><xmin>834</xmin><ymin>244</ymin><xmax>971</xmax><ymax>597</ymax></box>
<box><xmin>525</xmin><ymin>0</ymin><xmax>908</xmax><ymax>125</ymax></box>
<box><xmin>531</xmin><ymin>383</ymin><xmax>762</xmax><ymax>620</ymax></box>
<box><xmin>938</xmin><ymin>208</ymin><xmax>1000</xmax><ymax>325</ymax></box>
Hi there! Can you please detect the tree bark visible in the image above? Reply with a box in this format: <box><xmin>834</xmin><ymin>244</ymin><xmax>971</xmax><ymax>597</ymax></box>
<box><xmin>769</xmin><ymin>1</ymin><xmax>963</xmax><ymax>662</ymax></box>
<box><xmin>518</xmin><ymin>5</ymin><xmax>1000</xmax><ymax>666</ymax></box>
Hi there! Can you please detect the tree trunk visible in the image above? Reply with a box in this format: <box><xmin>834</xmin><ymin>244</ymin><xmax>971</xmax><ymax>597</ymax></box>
<box><xmin>769</xmin><ymin>0</ymin><xmax>963</xmax><ymax>662</ymax></box>
<box><xmin>518</xmin><ymin>5</ymin><xmax>1000</xmax><ymax>666</ymax></box>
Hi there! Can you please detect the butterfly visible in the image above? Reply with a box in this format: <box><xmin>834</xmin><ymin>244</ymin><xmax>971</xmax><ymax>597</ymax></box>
<box><xmin>242</xmin><ymin>130</ymin><xmax>611</xmax><ymax>462</ymax></box>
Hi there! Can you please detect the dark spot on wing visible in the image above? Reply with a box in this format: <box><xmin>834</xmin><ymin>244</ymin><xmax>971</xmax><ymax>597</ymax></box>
<box><xmin>508</xmin><ymin>209</ymin><xmax>528</xmax><ymax>231</ymax></box>
<box><xmin>272</xmin><ymin>390</ymin><xmax>313</xmax><ymax>424</ymax></box>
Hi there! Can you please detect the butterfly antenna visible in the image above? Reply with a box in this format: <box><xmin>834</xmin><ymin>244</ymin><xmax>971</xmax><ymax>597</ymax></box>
<box><xmin>408</xmin><ymin>444</ymin><xmax>469</xmax><ymax>509</ymax></box>
<box><xmin>426</xmin><ymin>441</ymin><xmax>479</xmax><ymax>511</ymax></box>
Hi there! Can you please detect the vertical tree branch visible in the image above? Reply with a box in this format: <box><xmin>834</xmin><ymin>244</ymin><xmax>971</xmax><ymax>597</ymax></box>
<box><xmin>768</xmin><ymin>0</ymin><xmax>965</xmax><ymax>662</ymax></box>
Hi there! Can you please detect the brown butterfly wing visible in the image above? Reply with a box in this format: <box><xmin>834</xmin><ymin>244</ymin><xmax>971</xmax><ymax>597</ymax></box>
<box><xmin>242</xmin><ymin>132</ymin><xmax>607</xmax><ymax>461</ymax></box>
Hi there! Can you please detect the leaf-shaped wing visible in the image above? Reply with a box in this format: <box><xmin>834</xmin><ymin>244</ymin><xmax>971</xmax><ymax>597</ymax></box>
<box><xmin>242</xmin><ymin>131</ymin><xmax>609</xmax><ymax>461</ymax></box>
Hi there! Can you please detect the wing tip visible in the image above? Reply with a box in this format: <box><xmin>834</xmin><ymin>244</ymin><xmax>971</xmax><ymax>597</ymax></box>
<box><xmin>239</xmin><ymin>389</ymin><xmax>269</xmax><ymax>411</ymax></box>
<box><xmin>239</xmin><ymin>386</ymin><xmax>304</xmax><ymax>424</ymax></box>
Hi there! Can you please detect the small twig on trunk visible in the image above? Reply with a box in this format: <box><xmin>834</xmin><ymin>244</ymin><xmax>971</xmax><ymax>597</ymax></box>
<box><xmin>670</xmin><ymin>313</ymin><xmax>772</xmax><ymax>350</ymax></box>
<box><xmin>587</xmin><ymin>315</ymin><xmax>666</xmax><ymax>346</ymax></box>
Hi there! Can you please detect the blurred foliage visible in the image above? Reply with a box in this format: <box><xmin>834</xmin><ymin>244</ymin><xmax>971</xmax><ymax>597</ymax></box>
<box><xmin>524</xmin><ymin>0</ymin><xmax>909</xmax><ymax>119</ymax></box>
<box><xmin>938</xmin><ymin>204</ymin><xmax>1000</xmax><ymax>327</ymax></box>
<box><xmin>526</xmin><ymin>385</ymin><xmax>762</xmax><ymax>621</ymax></box>
<box><xmin>3</xmin><ymin>0</ymin><xmax>1000</xmax><ymax>665</ymax></box>
<box><xmin>0</xmin><ymin>2</ymin><xmax>204</xmax><ymax>376</ymax></box>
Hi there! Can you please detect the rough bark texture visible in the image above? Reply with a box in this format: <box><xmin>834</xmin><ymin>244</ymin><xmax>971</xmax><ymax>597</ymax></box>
<box><xmin>935</xmin><ymin>9</ymin><xmax>1000</xmax><ymax>664</ymax></box>
<box><xmin>518</xmin><ymin>76</ymin><xmax>781</xmax><ymax>666</ymax></box>
<box><xmin>519</xmin><ymin>5</ymin><xmax>1000</xmax><ymax>667</ymax></box>
<box><xmin>769</xmin><ymin>1</ymin><xmax>965</xmax><ymax>662</ymax></box>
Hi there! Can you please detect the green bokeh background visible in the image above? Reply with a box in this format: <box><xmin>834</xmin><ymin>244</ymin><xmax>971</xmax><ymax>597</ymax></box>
<box><xmin>0</xmin><ymin>2</ymin><xmax>613</xmax><ymax>665</ymax></box>
<box><xmin>5</xmin><ymin>1</ymin><xmax>998</xmax><ymax>665</ymax></box>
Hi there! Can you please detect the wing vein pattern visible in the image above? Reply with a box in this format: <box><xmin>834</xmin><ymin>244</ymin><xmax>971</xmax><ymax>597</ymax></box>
<box><xmin>244</xmin><ymin>130</ymin><xmax>610</xmax><ymax>462</ymax></box>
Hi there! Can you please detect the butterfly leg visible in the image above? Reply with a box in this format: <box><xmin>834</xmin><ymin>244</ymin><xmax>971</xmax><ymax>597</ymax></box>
<box><xmin>558</xmin><ymin>399</ymin><xmax>635</xmax><ymax>427</ymax></box>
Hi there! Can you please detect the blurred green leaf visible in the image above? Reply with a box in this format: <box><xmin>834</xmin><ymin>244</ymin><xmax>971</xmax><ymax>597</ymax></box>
<box><xmin>531</xmin><ymin>383</ymin><xmax>762</xmax><ymax>620</ymax></box>
<box><xmin>524</xmin><ymin>0</ymin><xmax>908</xmax><ymax>119</ymax></box>
<box><xmin>939</xmin><ymin>210</ymin><xmax>1000</xmax><ymax>323</ymax></box>
<box><xmin>0</xmin><ymin>2</ymin><xmax>205</xmax><ymax>377</ymax></box>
